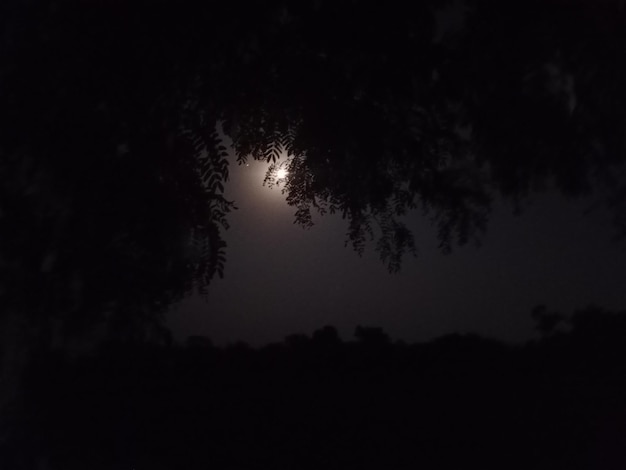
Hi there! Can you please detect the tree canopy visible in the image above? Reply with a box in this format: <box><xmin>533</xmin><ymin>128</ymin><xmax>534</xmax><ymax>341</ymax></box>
<box><xmin>2</xmin><ymin>0</ymin><xmax>625</xmax><ymax>338</ymax></box>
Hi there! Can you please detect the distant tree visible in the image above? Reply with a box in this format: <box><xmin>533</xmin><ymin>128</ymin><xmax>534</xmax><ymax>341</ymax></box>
<box><xmin>531</xmin><ymin>305</ymin><xmax>565</xmax><ymax>337</ymax></box>
<box><xmin>311</xmin><ymin>325</ymin><xmax>342</xmax><ymax>347</ymax></box>
<box><xmin>354</xmin><ymin>326</ymin><xmax>391</xmax><ymax>347</ymax></box>
<box><xmin>185</xmin><ymin>335</ymin><xmax>214</xmax><ymax>350</ymax></box>
<box><xmin>569</xmin><ymin>305</ymin><xmax>626</xmax><ymax>346</ymax></box>
<box><xmin>284</xmin><ymin>333</ymin><xmax>311</xmax><ymax>350</ymax></box>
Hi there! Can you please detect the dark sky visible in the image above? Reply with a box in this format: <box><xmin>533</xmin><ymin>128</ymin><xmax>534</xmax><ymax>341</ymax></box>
<box><xmin>167</xmin><ymin>154</ymin><xmax>626</xmax><ymax>346</ymax></box>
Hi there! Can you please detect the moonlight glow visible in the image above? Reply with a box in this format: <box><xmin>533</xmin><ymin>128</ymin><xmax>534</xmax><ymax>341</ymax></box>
<box><xmin>276</xmin><ymin>168</ymin><xmax>288</xmax><ymax>179</ymax></box>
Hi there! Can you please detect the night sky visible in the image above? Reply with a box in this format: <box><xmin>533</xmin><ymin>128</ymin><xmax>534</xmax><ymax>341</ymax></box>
<box><xmin>168</xmin><ymin>154</ymin><xmax>626</xmax><ymax>346</ymax></box>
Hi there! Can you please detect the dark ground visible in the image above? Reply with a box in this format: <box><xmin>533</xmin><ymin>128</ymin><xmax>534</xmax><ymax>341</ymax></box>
<box><xmin>3</xmin><ymin>307</ymin><xmax>625</xmax><ymax>470</ymax></box>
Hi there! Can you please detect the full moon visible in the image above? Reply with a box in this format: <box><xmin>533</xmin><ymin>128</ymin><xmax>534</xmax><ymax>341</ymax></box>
<box><xmin>276</xmin><ymin>168</ymin><xmax>288</xmax><ymax>179</ymax></box>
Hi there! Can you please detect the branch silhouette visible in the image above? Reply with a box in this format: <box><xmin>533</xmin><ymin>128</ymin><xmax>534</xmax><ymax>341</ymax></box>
<box><xmin>1</xmin><ymin>0</ymin><xmax>625</xmax><ymax>339</ymax></box>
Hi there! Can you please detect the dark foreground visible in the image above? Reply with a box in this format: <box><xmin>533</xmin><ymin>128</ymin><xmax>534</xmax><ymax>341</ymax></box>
<box><xmin>2</xmin><ymin>309</ymin><xmax>626</xmax><ymax>470</ymax></box>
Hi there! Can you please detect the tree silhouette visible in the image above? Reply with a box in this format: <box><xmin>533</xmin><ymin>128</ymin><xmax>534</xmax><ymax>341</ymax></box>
<box><xmin>240</xmin><ymin>0</ymin><xmax>626</xmax><ymax>266</ymax></box>
<box><xmin>2</xmin><ymin>0</ymin><xmax>625</xmax><ymax>342</ymax></box>
<box><xmin>354</xmin><ymin>326</ymin><xmax>391</xmax><ymax>347</ymax></box>
<box><xmin>531</xmin><ymin>304</ymin><xmax>565</xmax><ymax>337</ymax></box>
<box><xmin>1</xmin><ymin>0</ymin><xmax>234</xmax><ymax>344</ymax></box>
